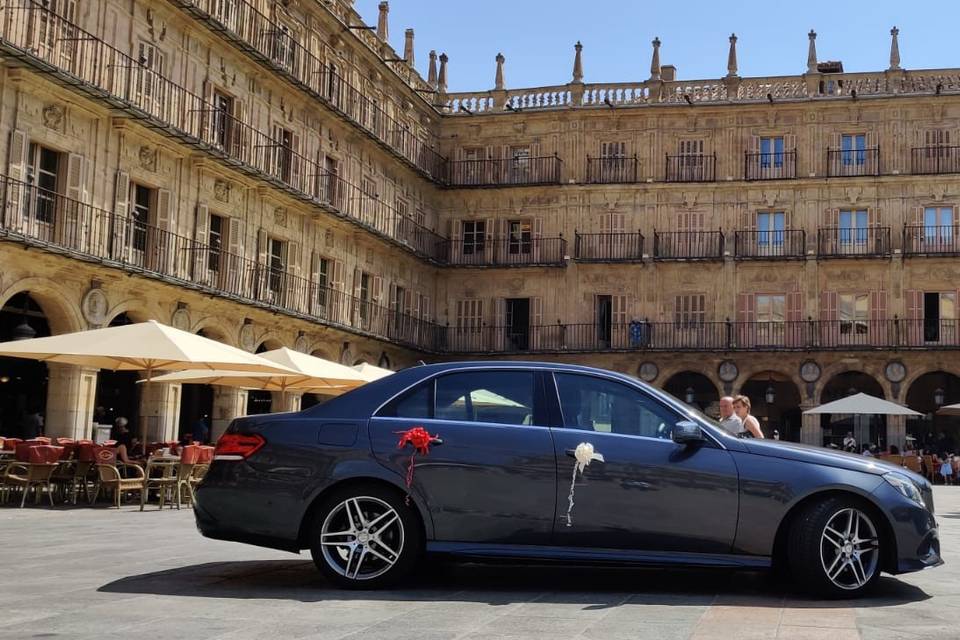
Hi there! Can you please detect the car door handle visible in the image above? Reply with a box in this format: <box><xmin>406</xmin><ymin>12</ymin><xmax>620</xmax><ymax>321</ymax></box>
<box><xmin>622</xmin><ymin>480</ymin><xmax>653</xmax><ymax>490</ymax></box>
<box><xmin>564</xmin><ymin>448</ymin><xmax>576</xmax><ymax>458</ymax></box>
<box><xmin>432</xmin><ymin>438</ymin><xmax>444</xmax><ymax>446</ymax></box>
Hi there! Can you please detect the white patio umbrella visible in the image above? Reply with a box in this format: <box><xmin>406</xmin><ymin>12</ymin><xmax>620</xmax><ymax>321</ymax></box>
<box><xmin>803</xmin><ymin>393</ymin><xmax>922</xmax><ymax>416</ymax></box>
<box><xmin>936</xmin><ymin>403</ymin><xmax>960</xmax><ymax>416</ymax></box>
<box><xmin>352</xmin><ymin>362</ymin><xmax>394</xmax><ymax>382</ymax></box>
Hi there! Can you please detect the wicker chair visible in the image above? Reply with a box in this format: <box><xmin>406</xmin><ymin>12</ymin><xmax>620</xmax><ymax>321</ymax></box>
<box><xmin>92</xmin><ymin>463</ymin><xmax>145</xmax><ymax>508</ymax></box>
<box><xmin>1</xmin><ymin>462</ymin><xmax>59</xmax><ymax>507</ymax></box>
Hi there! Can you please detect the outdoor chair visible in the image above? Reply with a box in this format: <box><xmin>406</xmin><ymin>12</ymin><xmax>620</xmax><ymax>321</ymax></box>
<box><xmin>921</xmin><ymin>455</ymin><xmax>936</xmax><ymax>482</ymax></box>
<box><xmin>174</xmin><ymin>445</ymin><xmax>201</xmax><ymax>509</ymax></box>
<box><xmin>1</xmin><ymin>461</ymin><xmax>59</xmax><ymax>507</ymax></box>
<box><xmin>902</xmin><ymin>456</ymin><xmax>923</xmax><ymax>474</ymax></box>
<box><xmin>92</xmin><ymin>462</ymin><xmax>145</xmax><ymax>508</ymax></box>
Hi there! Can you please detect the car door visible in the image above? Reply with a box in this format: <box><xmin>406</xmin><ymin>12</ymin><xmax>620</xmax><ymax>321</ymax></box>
<box><xmin>548</xmin><ymin>371</ymin><xmax>739</xmax><ymax>554</ymax></box>
<box><xmin>368</xmin><ymin>368</ymin><xmax>557</xmax><ymax>544</ymax></box>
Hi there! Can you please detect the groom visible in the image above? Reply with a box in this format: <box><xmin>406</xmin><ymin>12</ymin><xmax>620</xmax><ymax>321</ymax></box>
<box><xmin>717</xmin><ymin>396</ymin><xmax>743</xmax><ymax>436</ymax></box>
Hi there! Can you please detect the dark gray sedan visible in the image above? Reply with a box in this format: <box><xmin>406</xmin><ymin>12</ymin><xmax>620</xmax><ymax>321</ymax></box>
<box><xmin>195</xmin><ymin>361</ymin><xmax>942</xmax><ymax>596</ymax></box>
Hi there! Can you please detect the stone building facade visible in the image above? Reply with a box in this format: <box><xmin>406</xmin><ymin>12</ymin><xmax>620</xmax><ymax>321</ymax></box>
<box><xmin>0</xmin><ymin>1</ymin><xmax>958</xmax><ymax>448</ymax></box>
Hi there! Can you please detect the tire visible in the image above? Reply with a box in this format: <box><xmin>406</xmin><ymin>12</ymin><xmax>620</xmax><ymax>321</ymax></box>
<box><xmin>308</xmin><ymin>482</ymin><xmax>422</xmax><ymax>589</ymax></box>
<box><xmin>787</xmin><ymin>495</ymin><xmax>883</xmax><ymax>598</ymax></box>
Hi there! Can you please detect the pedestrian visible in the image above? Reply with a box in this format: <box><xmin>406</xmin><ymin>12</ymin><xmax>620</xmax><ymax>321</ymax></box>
<box><xmin>940</xmin><ymin>455</ymin><xmax>955</xmax><ymax>486</ymax></box>
<box><xmin>110</xmin><ymin>417</ymin><xmax>140</xmax><ymax>464</ymax></box>
<box><xmin>732</xmin><ymin>395</ymin><xmax>765</xmax><ymax>439</ymax></box>
<box><xmin>717</xmin><ymin>396</ymin><xmax>743</xmax><ymax>437</ymax></box>
<box><xmin>861</xmin><ymin>444</ymin><xmax>874</xmax><ymax>457</ymax></box>
<box><xmin>192</xmin><ymin>415</ymin><xmax>210</xmax><ymax>444</ymax></box>
<box><xmin>843</xmin><ymin>431</ymin><xmax>857</xmax><ymax>453</ymax></box>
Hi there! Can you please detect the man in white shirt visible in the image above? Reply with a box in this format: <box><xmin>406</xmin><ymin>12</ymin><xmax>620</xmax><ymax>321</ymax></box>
<box><xmin>717</xmin><ymin>396</ymin><xmax>743</xmax><ymax>437</ymax></box>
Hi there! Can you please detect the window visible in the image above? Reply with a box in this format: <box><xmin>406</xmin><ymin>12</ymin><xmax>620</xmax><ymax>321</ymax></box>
<box><xmin>378</xmin><ymin>381</ymin><xmax>433</xmax><ymax>419</ymax></box>
<box><xmin>508</xmin><ymin>220</ymin><xmax>532</xmax><ymax>254</ymax></box>
<box><xmin>756</xmin><ymin>294</ymin><xmax>785</xmax><ymax>323</ymax></box>
<box><xmin>358</xmin><ymin>271</ymin><xmax>371</xmax><ymax>322</ymax></box>
<box><xmin>759</xmin><ymin>137</ymin><xmax>784</xmax><ymax>168</ymax></box>
<box><xmin>268</xmin><ymin>237</ymin><xmax>285</xmax><ymax>293</ymax></box>
<box><xmin>674</xmin><ymin>294</ymin><xmax>705</xmax><ymax>328</ymax></box>
<box><xmin>208</xmin><ymin>214</ymin><xmax>224</xmax><ymax>273</ymax></box>
<box><xmin>212</xmin><ymin>0</ymin><xmax>239</xmax><ymax>31</ymax></box>
<box><xmin>679</xmin><ymin>139</ymin><xmax>704</xmax><ymax>165</ymax></box>
<box><xmin>924</xmin><ymin>129</ymin><xmax>951</xmax><ymax>156</ymax></box>
<box><xmin>756</xmin><ymin>211</ymin><xmax>785</xmax><ymax>247</ymax></box>
<box><xmin>462</xmin><ymin>220</ymin><xmax>486</xmax><ymax>255</ymax></box>
<box><xmin>924</xmin><ymin>206</ymin><xmax>955</xmax><ymax>242</ymax></box>
<box><xmin>840</xmin><ymin>134</ymin><xmax>867</xmax><ymax>166</ymax></box>
<box><xmin>554</xmin><ymin>373</ymin><xmax>679</xmax><ymax>439</ymax></box>
<box><xmin>839</xmin><ymin>209</ymin><xmax>869</xmax><ymax>245</ymax></box>
<box><xmin>273</xmin><ymin>126</ymin><xmax>294</xmax><ymax>182</ymax></box>
<box><xmin>136</xmin><ymin>41</ymin><xmax>165</xmax><ymax>115</ymax></box>
<box><xmin>212</xmin><ymin>91</ymin><xmax>235</xmax><ymax>151</ymax></box>
<box><xmin>316</xmin><ymin>256</ymin><xmax>330</xmax><ymax>309</ymax></box>
<box><xmin>25</xmin><ymin>143</ymin><xmax>60</xmax><ymax>224</ymax></box>
<box><xmin>456</xmin><ymin>299</ymin><xmax>483</xmax><ymax>331</ymax></box>
<box><xmin>271</xmin><ymin>24</ymin><xmax>297</xmax><ymax>71</ymax></box>
<box><xmin>435</xmin><ymin>371</ymin><xmax>535</xmax><ymax>426</ymax></box>
<box><xmin>839</xmin><ymin>293</ymin><xmax>869</xmax><ymax>336</ymax></box>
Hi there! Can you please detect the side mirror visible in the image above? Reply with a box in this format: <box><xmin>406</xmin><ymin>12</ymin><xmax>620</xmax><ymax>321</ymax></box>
<box><xmin>672</xmin><ymin>420</ymin><xmax>705</xmax><ymax>446</ymax></box>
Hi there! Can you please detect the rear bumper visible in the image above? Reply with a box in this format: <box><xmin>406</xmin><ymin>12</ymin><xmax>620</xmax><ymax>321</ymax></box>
<box><xmin>194</xmin><ymin>491</ymin><xmax>301</xmax><ymax>553</ymax></box>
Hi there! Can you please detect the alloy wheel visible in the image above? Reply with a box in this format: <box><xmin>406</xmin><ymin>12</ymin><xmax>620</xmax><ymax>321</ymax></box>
<box><xmin>819</xmin><ymin>507</ymin><xmax>880</xmax><ymax>591</ymax></box>
<box><xmin>319</xmin><ymin>495</ymin><xmax>405</xmax><ymax>581</ymax></box>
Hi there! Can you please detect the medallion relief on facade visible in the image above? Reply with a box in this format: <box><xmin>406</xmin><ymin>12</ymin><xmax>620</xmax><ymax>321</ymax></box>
<box><xmin>42</xmin><ymin>103</ymin><xmax>66</xmax><ymax>133</ymax></box>
<box><xmin>81</xmin><ymin>288</ymin><xmax>108</xmax><ymax>327</ymax></box>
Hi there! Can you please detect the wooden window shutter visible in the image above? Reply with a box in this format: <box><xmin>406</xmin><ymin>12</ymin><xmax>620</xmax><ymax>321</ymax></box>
<box><xmin>450</xmin><ymin>218</ymin><xmax>462</xmax><ymax>262</ymax></box>
<box><xmin>905</xmin><ymin>289</ymin><xmax>923</xmax><ymax>346</ymax></box>
<box><xmin>819</xmin><ymin>291</ymin><xmax>838</xmax><ymax>321</ymax></box>
<box><xmin>256</xmin><ymin>228</ymin><xmax>269</xmax><ymax>264</ymax></box>
<box><xmin>869</xmin><ymin>290</ymin><xmax>888</xmax><ymax>345</ymax></box>
<box><xmin>65</xmin><ymin>153</ymin><xmax>84</xmax><ymax>201</ymax></box>
<box><xmin>201</xmin><ymin>80</ymin><xmax>215</xmax><ymax>141</ymax></box>
<box><xmin>7</xmin><ymin>130</ymin><xmax>27</xmax><ymax>182</ymax></box>
<box><xmin>737</xmin><ymin>293</ymin><xmax>756</xmax><ymax>323</ymax></box>
<box><xmin>61</xmin><ymin>152</ymin><xmax>85</xmax><ymax>245</ymax></box>
<box><xmin>193</xmin><ymin>203</ymin><xmax>209</xmax><ymax>280</ymax></box>
<box><xmin>227</xmin><ymin>217</ymin><xmax>243</xmax><ymax>256</ymax></box>
<box><xmin>155</xmin><ymin>189</ymin><xmax>172</xmax><ymax>230</ymax></box>
<box><xmin>110</xmin><ymin>171</ymin><xmax>131</xmax><ymax>261</ymax></box>
<box><xmin>786</xmin><ymin>291</ymin><xmax>803</xmax><ymax>322</ymax></box>
<box><xmin>291</xmin><ymin>131</ymin><xmax>302</xmax><ymax>188</ymax></box>
<box><xmin>114</xmin><ymin>170</ymin><xmax>130</xmax><ymax>217</ymax></box>
<box><xmin>402</xmin><ymin>288</ymin><xmax>413</xmax><ymax>315</ymax></box>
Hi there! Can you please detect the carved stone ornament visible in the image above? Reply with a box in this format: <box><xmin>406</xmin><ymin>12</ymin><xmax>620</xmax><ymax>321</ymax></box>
<box><xmin>81</xmin><ymin>288</ymin><xmax>108</xmax><ymax>326</ymax></box>
<box><xmin>239</xmin><ymin>323</ymin><xmax>256</xmax><ymax>352</ymax></box>
<box><xmin>274</xmin><ymin>207</ymin><xmax>287</xmax><ymax>228</ymax></box>
<box><xmin>799</xmin><ymin>360</ymin><xmax>822</xmax><ymax>383</ymax></box>
<box><xmin>171</xmin><ymin>307</ymin><xmax>191</xmax><ymax>331</ymax></box>
<box><xmin>845</xmin><ymin>186</ymin><xmax>863</xmax><ymax>205</ymax></box>
<box><xmin>638</xmin><ymin>361</ymin><xmax>659</xmax><ymax>382</ymax></box>
<box><xmin>294</xmin><ymin>334</ymin><xmax>309</xmax><ymax>353</ymax></box>
<box><xmin>762</xmin><ymin>189</ymin><xmax>778</xmax><ymax>208</ymax></box>
<box><xmin>681</xmin><ymin>192</ymin><xmax>698</xmax><ymax>208</ymax></box>
<box><xmin>213</xmin><ymin>179</ymin><xmax>231</xmax><ymax>203</ymax></box>
<box><xmin>718</xmin><ymin>360</ymin><xmax>739</xmax><ymax>383</ymax></box>
<box><xmin>42</xmin><ymin>103</ymin><xmax>65</xmax><ymax>131</ymax></box>
<box><xmin>138</xmin><ymin>145</ymin><xmax>157</xmax><ymax>172</ymax></box>
<box><xmin>884</xmin><ymin>360</ymin><xmax>907</xmax><ymax>383</ymax></box>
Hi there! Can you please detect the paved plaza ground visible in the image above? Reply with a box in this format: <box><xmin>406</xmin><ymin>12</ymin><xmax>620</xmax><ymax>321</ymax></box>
<box><xmin>0</xmin><ymin>489</ymin><xmax>957</xmax><ymax>640</ymax></box>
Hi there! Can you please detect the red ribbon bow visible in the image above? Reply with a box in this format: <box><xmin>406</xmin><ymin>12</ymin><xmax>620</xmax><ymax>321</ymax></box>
<box><xmin>396</xmin><ymin>427</ymin><xmax>439</xmax><ymax>499</ymax></box>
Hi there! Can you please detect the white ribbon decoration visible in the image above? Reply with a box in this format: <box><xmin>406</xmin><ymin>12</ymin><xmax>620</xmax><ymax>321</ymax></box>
<box><xmin>565</xmin><ymin>442</ymin><xmax>605</xmax><ymax>527</ymax></box>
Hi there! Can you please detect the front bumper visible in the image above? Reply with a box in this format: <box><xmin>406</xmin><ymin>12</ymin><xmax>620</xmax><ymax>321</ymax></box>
<box><xmin>871</xmin><ymin>481</ymin><xmax>943</xmax><ymax>574</ymax></box>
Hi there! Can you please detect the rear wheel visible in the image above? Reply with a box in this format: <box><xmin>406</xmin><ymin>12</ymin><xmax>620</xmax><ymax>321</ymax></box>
<box><xmin>788</xmin><ymin>496</ymin><xmax>883</xmax><ymax>598</ymax></box>
<box><xmin>308</xmin><ymin>483</ymin><xmax>422</xmax><ymax>589</ymax></box>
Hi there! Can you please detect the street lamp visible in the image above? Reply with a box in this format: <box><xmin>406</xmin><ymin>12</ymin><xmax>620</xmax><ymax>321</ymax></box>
<box><xmin>685</xmin><ymin>386</ymin><xmax>695</xmax><ymax>404</ymax></box>
<box><xmin>934</xmin><ymin>387</ymin><xmax>945</xmax><ymax>407</ymax></box>
<box><xmin>765</xmin><ymin>384</ymin><xmax>776</xmax><ymax>405</ymax></box>
<box><xmin>11</xmin><ymin>318</ymin><xmax>36</xmax><ymax>341</ymax></box>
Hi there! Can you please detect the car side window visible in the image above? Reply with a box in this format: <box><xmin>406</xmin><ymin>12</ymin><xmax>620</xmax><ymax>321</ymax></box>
<box><xmin>554</xmin><ymin>373</ymin><xmax>680</xmax><ymax>440</ymax></box>
<box><xmin>378</xmin><ymin>381</ymin><xmax>433</xmax><ymax>419</ymax></box>
<box><xmin>434</xmin><ymin>371</ymin><xmax>535</xmax><ymax>426</ymax></box>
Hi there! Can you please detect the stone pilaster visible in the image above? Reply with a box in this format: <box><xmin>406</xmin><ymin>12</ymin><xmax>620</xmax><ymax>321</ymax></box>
<box><xmin>44</xmin><ymin>363</ymin><xmax>98</xmax><ymax>440</ymax></box>
<box><xmin>272</xmin><ymin>391</ymin><xmax>303</xmax><ymax>414</ymax></box>
<box><xmin>887</xmin><ymin>414</ymin><xmax>907</xmax><ymax>451</ymax></box>
<box><xmin>403</xmin><ymin>28</ymin><xmax>415</xmax><ymax>67</ymax></box>
<box><xmin>492</xmin><ymin>53</ymin><xmax>506</xmax><ymax>109</ymax></box>
<box><xmin>212</xmin><ymin>386</ymin><xmax>247</xmax><ymax>441</ymax></box>
<box><xmin>139</xmin><ymin>378</ymin><xmax>182</xmax><ymax>443</ymax></box>
<box><xmin>801</xmin><ymin>405</ymin><xmax>823</xmax><ymax>446</ymax></box>
<box><xmin>376</xmin><ymin>1</ymin><xmax>389</xmax><ymax>41</ymax></box>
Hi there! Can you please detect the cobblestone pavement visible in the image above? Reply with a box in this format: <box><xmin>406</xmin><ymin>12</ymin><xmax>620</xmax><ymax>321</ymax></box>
<box><xmin>0</xmin><ymin>488</ymin><xmax>956</xmax><ymax>640</ymax></box>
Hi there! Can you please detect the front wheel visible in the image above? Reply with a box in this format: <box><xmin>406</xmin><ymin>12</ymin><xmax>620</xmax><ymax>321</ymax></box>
<box><xmin>308</xmin><ymin>483</ymin><xmax>422</xmax><ymax>589</ymax></box>
<box><xmin>788</xmin><ymin>496</ymin><xmax>883</xmax><ymax>598</ymax></box>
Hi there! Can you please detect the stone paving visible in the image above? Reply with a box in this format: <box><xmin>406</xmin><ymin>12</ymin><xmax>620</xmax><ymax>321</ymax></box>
<box><xmin>0</xmin><ymin>488</ymin><xmax>956</xmax><ymax>640</ymax></box>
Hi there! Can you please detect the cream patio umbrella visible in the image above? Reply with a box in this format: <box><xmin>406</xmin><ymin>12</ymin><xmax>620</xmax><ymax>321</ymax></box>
<box><xmin>802</xmin><ymin>393</ymin><xmax>922</xmax><ymax>416</ymax></box>
<box><xmin>936</xmin><ymin>403</ymin><xmax>960</xmax><ymax>416</ymax></box>
<box><xmin>352</xmin><ymin>362</ymin><xmax>394</xmax><ymax>382</ymax></box>
<box><xmin>0</xmin><ymin>320</ymin><xmax>292</xmax><ymax>444</ymax></box>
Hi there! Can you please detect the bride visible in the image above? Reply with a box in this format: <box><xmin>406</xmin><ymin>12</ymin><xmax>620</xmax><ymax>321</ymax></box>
<box><xmin>733</xmin><ymin>395</ymin><xmax>765</xmax><ymax>438</ymax></box>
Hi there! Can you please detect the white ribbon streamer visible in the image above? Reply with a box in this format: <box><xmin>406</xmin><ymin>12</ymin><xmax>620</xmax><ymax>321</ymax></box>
<box><xmin>565</xmin><ymin>442</ymin><xmax>604</xmax><ymax>527</ymax></box>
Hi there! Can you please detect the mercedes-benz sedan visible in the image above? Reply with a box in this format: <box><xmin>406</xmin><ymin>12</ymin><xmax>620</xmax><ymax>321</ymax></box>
<box><xmin>195</xmin><ymin>362</ymin><xmax>941</xmax><ymax>596</ymax></box>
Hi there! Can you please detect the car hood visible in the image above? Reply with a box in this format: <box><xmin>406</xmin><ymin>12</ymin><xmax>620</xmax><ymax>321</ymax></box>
<box><xmin>741</xmin><ymin>439</ymin><xmax>901</xmax><ymax>476</ymax></box>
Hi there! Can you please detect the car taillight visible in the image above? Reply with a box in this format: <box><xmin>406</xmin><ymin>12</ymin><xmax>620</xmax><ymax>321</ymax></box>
<box><xmin>214</xmin><ymin>433</ymin><xmax>265</xmax><ymax>460</ymax></box>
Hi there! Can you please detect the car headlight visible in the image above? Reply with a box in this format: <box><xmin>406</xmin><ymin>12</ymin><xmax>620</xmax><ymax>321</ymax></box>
<box><xmin>883</xmin><ymin>472</ymin><xmax>925</xmax><ymax>507</ymax></box>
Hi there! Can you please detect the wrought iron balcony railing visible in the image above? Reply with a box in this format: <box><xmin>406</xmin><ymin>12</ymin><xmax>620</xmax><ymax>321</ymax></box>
<box><xmin>168</xmin><ymin>0</ymin><xmax>447</xmax><ymax>181</ymax></box>
<box><xmin>446</xmin><ymin>156</ymin><xmax>562</xmax><ymax>187</ymax></box>
<box><xmin>574</xmin><ymin>232</ymin><xmax>644</xmax><ymax>262</ymax></box>
<box><xmin>0</xmin><ymin>175</ymin><xmax>442</xmax><ymax>350</ymax></box>
<box><xmin>903</xmin><ymin>225</ymin><xmax>960</xmax><ymax>255</ymax></box>
<box><xmin>586</xmin><ymin>156</ymin><xmax>639</xmax><ymax>184</ymax></box>
<box><xmin>817</xmin><ymin>227</ymin><xmax>891</xmax><ymax>257</ymax></box>
<box><xmin>0</xmin><ymin>1</ymin><xmax>447</xmax><ymax>263</ymax></box>
<box><xmin>440</xmin><ymin>236</ymin><xmax>567</xmax><ymax>266</ymax></box>
<box><xmin>910</xmin><ymin>146</ymin><xmax>960</xmax><ymax>175</ymax></box>
<box><xmin>665</xmin><ymin>154</ymin><xmax>716</xmax><ymax>182</ymax></box>
<box><xmin>653</xmin><ymin>231</ymin><xmax>724</xmax><ymax>260</ymax></box>
<box><xmin>744</xmin><ymin>151</ymin><xmax>797</xmax><ymax>180</ymax></box>
<box><xmin>734</xmin><ymin>230</ymin><xmax>806</xmax><ymax>259</ymax></box>
<box><xmin>827</xmin><ymin>147</ymin><xmax>880</xmax><ymax>177</ymax></box>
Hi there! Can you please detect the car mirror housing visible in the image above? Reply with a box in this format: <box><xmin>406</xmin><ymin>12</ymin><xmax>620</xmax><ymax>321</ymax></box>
<box><xmin>672</xmin><ymin>420</ymin><xmax>705</xmax><ymax>445</ymax></box>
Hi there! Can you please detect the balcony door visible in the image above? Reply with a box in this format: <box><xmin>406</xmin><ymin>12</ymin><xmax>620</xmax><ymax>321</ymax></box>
<box><xmin>595</xmin><ymin>295</ymin><xmax>612</xmax><ymax>348</ymax></box>
<box><xmin>509</xmin><ymin>146</ymin><xmax>531</xmax><ymax>183</ymax></box>
<box><xmin>840</xmin><ymin>134</ymin><xmax>867</xmax><ymax>167</ymax></box>
<box><xmin>924</xmin><ymin>206</ymin><xmax>955</xmax><ymax>251</ymax></box>
<box><xmin>924</xmin><ymin>292</ymin><xmax>957</xmax><ymax>344</ymax></box>
<box><xmin>756</xmin><ymin>294</ymin><xmax>786</xmax><ymax>346</ymax></box>
<box><xmin>756</xmin><ymin>211</ymin><xmax>785</xmax><ymax>256</ymax></box>
<box><xmin>838</xmin><ymin>293</ymin><xmax>869</xmax><ymax>345</ymax></box>
<box><xmin>838</xmin><ymin>209</ymin><xmax>869</xmax><ymax>252</ymax></box>
<box><xmin>507</xmin><ymin>220</ymin><xmax>532</xmax><ymax>261</ymax></box>
<box><xmin>211</xmin><ymin>91</ymin><xmax>236</xmax><ymax>153</ymax></box>
<box><xmin>24</xmin><ymin>143</ymin><xmax>60</xmax><ymax>242</ymax></box>
<box><xmin>505</xmin><ymin>298</ymin><xmax>530</xmax><ymax>351</ymax></box>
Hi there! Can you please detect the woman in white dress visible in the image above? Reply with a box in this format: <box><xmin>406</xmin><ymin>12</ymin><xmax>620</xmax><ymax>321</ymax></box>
<box><xmin>733</xmin><ymin>395</ymin><xmax>765</xmax><ymax>439</ymax></box>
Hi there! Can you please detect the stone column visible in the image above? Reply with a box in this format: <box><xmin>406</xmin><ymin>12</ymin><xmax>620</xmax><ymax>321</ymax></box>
<box><xmin>723</xmin><ymin>33</ymin><xmax>741</xmax><ymax>95</ymax></box>
<box><xmin>44</xmin><ymin>363</ymin><xmax>98</xmax><ymax>440</ymax></box>
<box><xmin>437</xmin><ymin>53</ymin><xmax>448</xmax><ymax>100</ymax></box>
<box><xmin>885</xmin><ymin>26</ymin><xmax>905</xmax><ymax>94</ymax></box>
<box><xmin>427</xmin><ymin>50</ymin><xmax>438</xmax><ymax>89</ymax></box>
<box><xmin>492</xmin><ymin>53</ymin><xmax>506</xmax><ymax>108</ymax></box>
<box><xmin>800</xmin><ymin>405</ymin><xmax>823</xmax><ymax>446</ymax></box>
<box><xmin>211</xmin><ymin>386</ymin><xmax>247</xmax><ymax>441</ymax></box>
<box><xmin>139</xmin><ymin>378</ymin><xmax>182</xmax><ymax>443</ymax></box>
<box><xmin>646</xmin><ymin>38</ymin><xmax>664</xmax><ymax>102</ymax></box>
<box><xmin>403</xmin><ymin>28</ymin><xmax>415</xmax><ymax>67</ymax></box>
<box><xmin>272</xmin><ymin>391</ymin><xmax>303</xmax><ymax>414</ymax></box>
<box><xmin>376</xmin><ymin>1</ymin><xmax>389</xmax><ymax>41</ymax></box>
<box><xmin>569</xmin><ymin>41</ymin><xmax>585</xmax><ymax>104</ymax></box>
<box><xmin>887</xmin><ymin>414</ymin><xmax>907</xmax><ymax>451</ymax></box>
<box><xmin>802</xmin><ymin>30</ymin><xmax>821</xmax><ymax>95</ymax></box>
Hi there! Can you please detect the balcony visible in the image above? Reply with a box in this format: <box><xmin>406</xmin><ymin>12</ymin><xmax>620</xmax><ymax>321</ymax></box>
<box><xmin>0</xmin><ymin>175</ymin><xmax>442</xmax><ymax>351</ymax></box>
<box><xmin>440</xmin><ymin>236</ymin><xmax>567</xmax><ymax>267</ymax></box>
<box><xmin>169</xmin><ymin>0</ymin><xmax>447</xmax><ymax>181</ymax></box>
<box><xmin>744</xmin><ymin>151</ymin><xmax>797</xmax><ymax>180</ymax></box>
<box><xmin>0</xmin><ymin>2</ymin><xmax>448</xmax><ymax>263</ymax></box>
<box><xmin>574</xmin><ymin>232</ymin><xmax>644</xmax><ymax>262</ymax></box>
<box><xmin>817</xmin><ymin>227</ymin><xmax>891</xmax><ymax>258</ymax></box>
<box><xmin>653</xmin><ymin>231</ymin><xmax>724</xmax><ymax>260</ymax></box>
<box><xmin>446</xmin><ymin>156</ymin><xmax>562</xmax><ymax>187</ymax></box>
<box><xmin>734</xmin><ymin>230</ymin><xmax>806</xmax><ymax>259</ymax></box>
<box><xmin>665</xmin><ymin>154</ymin><xmax>716</xmax><ymax>182</ymax></box>
<box><xmin>827</xmin><ymin>147</ymin><xmax>880</xmax><ymax>177</ymax></box>
<box><xmin>911</xmin><ymin>146</ymin><xmax>960</xmax><ymax>175</ymax></box>
<box><xmin>903</xmin><ymin>225</ymin><xmax>960</xmax><ymax>255</ymax></box>
<box><xmin>586</xmin><ymin>156</ymin><xmax>639</xmax><ymax>184</ymax></box>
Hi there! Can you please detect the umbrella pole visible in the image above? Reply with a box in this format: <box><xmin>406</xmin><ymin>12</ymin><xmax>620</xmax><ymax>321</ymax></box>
<box><xmin>141</xmin><ymin>365</ymin><xmax>153</xmax><ymax>457</ymax></box>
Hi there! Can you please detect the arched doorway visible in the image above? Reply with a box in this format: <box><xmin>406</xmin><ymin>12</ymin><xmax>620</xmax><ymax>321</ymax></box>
<box><xmin>739</xmin><ymin>372</ymin><xmax>802</xmax><ymax>441</ymax></box>
<box><xmin>662</xmin><ymin>371</ymin><xmax>720</xmax><ymax>416</ymax></box>
<box><xmin>819</xmin><ymin>371</ymin><xmax>886</xmax><ymax>450</ymax></box>
<box><xmin>301</xmin><ymin>348</ymin><xmax>338</xmax><ymax>411</ymax></box>
<box><xmin>0</xmin><ymin>293</ymin><xmax>51</xmax><ymax>438</ymax></box>
<box><xmin>905</xmin><ymin>371</ymin><xmax>960</xmax><ymax>454</ymax></box>
<box><xmin>176</xmin><ymin>327</ymin><xmax>220</xmax><ymax>443</ymax></box>
<box><xmin>246</xmin><ymin>340</ymin><xmax>282</xmax><ymax>415</ymax></box>
<box><xmin>93</xmin><ymin>313</ymin><xmax>141</xmax><ymax>435</ymax></box>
